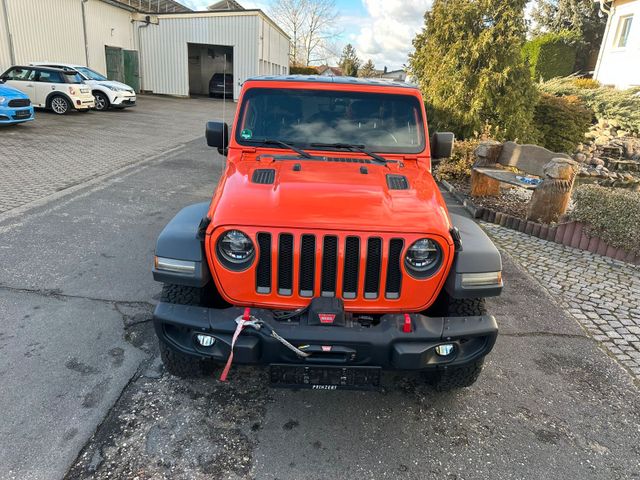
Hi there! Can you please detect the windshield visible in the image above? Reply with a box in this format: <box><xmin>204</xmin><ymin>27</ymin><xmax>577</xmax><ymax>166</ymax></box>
<box><xmin>236</xmin><ymin>88</ymin><xmax>426</xmax><ymax>154</ymax></box>
<box><xmin>62</xmin><ymin>71</ymin><xmax>85</xmax><ymax>84</ymax></box>
<box><xmin>75</xmin><ymin>67</ymin><xmax>107</xmax><ymax>81</ymax></box>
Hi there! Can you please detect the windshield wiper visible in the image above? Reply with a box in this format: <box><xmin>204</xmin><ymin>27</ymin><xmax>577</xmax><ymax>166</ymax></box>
<box><xmin>245</xmin><ymin>138</ymin><xmax>312</xmax><ymax>159</ymax></box>
<box><xmin>310</xmin><ymin>142</ymin><xmax>388</xmax><ymax>165</ymax></box>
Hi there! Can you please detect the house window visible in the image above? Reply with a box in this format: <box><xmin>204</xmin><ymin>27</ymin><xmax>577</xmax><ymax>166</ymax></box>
<box><xmin>615</xmin><ymin>15</ymin><xmax>633</xmax><ymax>48</ymax></box>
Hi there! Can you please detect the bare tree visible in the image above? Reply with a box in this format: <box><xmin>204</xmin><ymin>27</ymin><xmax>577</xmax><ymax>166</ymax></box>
<box><xmin>270</xmin><ymin>0</ymin><xmax>339</xmax><ymax>66</ymax></box>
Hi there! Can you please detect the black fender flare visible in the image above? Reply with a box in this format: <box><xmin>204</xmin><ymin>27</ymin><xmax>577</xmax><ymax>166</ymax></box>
<box><xmin>152</xmin><ymin>202</ymin><xmax>212</xmax><ymax>288</ymax></box>
<box><xmin>445</xmin><ymin>214</ymin><xmax>503</xmax><ymax>298</ymax></box>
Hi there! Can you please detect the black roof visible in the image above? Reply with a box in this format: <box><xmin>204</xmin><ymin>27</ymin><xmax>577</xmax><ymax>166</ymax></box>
<box><xmin>10</xmin><ymin>65</ymin><xmax>78</xmax><ymax>73</ymax></box>
<box><xmin>245</xmin><ymin>75</ymin><xmax>418</xmax><ymax>89</ymax></box>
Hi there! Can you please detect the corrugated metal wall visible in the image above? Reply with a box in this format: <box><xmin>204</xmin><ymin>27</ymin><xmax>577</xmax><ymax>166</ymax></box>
<box><xmin>139</xmin><ymin>13</ymin><xmax>290</xmax><ymax>99</ymax></box>
<box><xmin>0</xmin><ymin>1</ymin><xmax>12</xmax><ymax>69</ymax></box>
<box><xmin>0</xmin><ymin>0</ymin><xmax>135</xmax><ymax>74</ymax></box>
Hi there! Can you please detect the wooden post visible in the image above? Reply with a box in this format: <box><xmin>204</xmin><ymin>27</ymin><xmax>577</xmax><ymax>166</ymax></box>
<box><xmin>470</xmin><ymin>141</ymin><xmax>503</xmax><ymax>197</ymax></box>
<box><xmin>526</xmin><ymin>158</ymin><xmax>578</xmax><ymax>224</ymax></box>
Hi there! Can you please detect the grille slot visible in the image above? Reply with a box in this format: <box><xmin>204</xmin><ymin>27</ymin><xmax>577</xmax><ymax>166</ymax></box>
<box><xmin>256</xmin><ymin>233</ymin><xmax>272</xmax><ymax>293</ymax></box>
<box><xmin>252</xmin><ymin>168</ymin><xmax>276</xmax><ymax>184</ymax></box>
<box><xmin>321</xmin><ymin>236</ymin><xmax>338</xmax><ymax>296</ymax></box>
<box><xmin>364</xmin><ymin>238</ymin><xmax>382</xmax><ymax>299</ymax></box>
<box><xmin>385</xmin><ymin>239</ymin><xmax>404</xmax><ymax>299</ymax></box>
<box><xmin>299</xmin><ymin>235</ymin><xmax>316</xmax><ymax>297</ymax></box>
<box><xmin>326</xmin><ymin>157</ymin><xmax>372</xmax><ymax>164</ymax></box>
<box><xmin>342</xmin><ymin>237</ymin><xmax>360</xmax><ymax>299</ymax></box>
<box><xmin>386</xmin><ymin>174</ymin><xmax>409</xmax><ymax>190</ymax></box>
<box><xmin>278</xmin><ymin>234</ymin><xmax>294</xmax><ymax>295</ymax></box>
<box><xmin>8</xmin><ymin>98</ymin><xmax>30</xmax><ymax>108</ymax></box>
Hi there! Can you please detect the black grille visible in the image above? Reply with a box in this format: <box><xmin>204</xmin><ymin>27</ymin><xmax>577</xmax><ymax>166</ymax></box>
<box><xmin>256</xmin><ymin>233</ymin><xmax>272</xmax><ymax>293</ymax></box>
<box><xmin>385</xmin><ymin>239</ymin><xmax>404</xmax><ymax>299</ymax></box>
<box><xmin>364</xmin><ymin>238</ymin><xmax>382</xmax><ymax>299</ymax></box>
<box><xmin>299</xmin><ymin>235</ymin><xmax>316</xmax><ymax>297</ymax></box>
<box><xmin>386</xmin><ymin>174</ymin><xmax>409</xmax><ymax>190</ymax></box>
<box><xmin>321</xmin><ymin>236</ymin><xmax>338</xmax><ymax>296</ymax></box>
<box><xmin>342</xmin><ymin>237</ymin><xmax>360</xmax><ymax>299</ymax></box>
<box><xmin>252</xmin><ymin>169</ymin><xmax>276</xmax><ymax>184</ymax></box>
<box><xmin>8</xmin><ymin>98</ymin><xmax>30</xmax><ymax>108</ymax></box>
<box><xmin>278</xmin><ymin>234</ymin><xmax>294</xmax><ymax>295</ymax></box>
<box><xmin>326</xmin><ymin>157</ymin><xmax>372</xmax><ymax>164</ymax></box>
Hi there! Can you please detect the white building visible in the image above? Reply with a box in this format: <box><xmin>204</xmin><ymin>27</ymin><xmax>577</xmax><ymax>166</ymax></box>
<box><xmin>594</xmin><ymin>0</ymin><xmax>640</xmax><ymax>89</ymax></box>
<box><xmin>0</xmin><ymin>0</ymin><xmax>289</xmax><ymax>99</ymax></box>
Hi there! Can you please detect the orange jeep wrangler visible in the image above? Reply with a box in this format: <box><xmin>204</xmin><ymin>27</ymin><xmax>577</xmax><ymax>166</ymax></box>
<box><xmin>152</xmin><ymin>76</ymin><xmax>502</xmax><ymax>391</ymax></box>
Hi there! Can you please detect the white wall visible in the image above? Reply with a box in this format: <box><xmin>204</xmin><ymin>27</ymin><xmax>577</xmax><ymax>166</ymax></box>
<box><xmin>0</xmin><ymin>0</ymin><xmax>135</xmax><ymax>75</ymax></box>
<box><xmin>594</xmin><ymin>0</ymin><xmax>640</xmax><ymax>89</ymax></box>
<box><xmin>139</xmin><ymin>12</ymin><xmax>290</xmax><ymax>99</ymax></box>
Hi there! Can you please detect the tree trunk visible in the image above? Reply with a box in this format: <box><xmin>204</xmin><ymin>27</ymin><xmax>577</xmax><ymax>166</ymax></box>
<box><xmin>470</xmin><ymin>170</ymin><xmax>501</xmax><ymax>196</ymax></box>
<box><xmin>526</xmin><ymin>158</ymin><xmax>578</xmax><ymax>224</ymax></box>
<box><xmin>470</xmin><ymin>140</ymin><xmax>503</xmax><ymax>197</ymax></box>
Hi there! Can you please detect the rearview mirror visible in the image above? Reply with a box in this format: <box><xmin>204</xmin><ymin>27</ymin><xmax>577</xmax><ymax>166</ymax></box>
<box><xmin>206</xmin><ymin>121</ymin><xmax>229</xmax><ymax>156</ymax></box>
<box><xmin>431</xmin><ymin>132</ymin><xmax>455</xmax><ymax>159</ymax></box>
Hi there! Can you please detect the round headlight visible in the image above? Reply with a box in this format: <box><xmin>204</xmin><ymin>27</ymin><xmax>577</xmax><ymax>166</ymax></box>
<box><xmin>404</xmin><ymin>238</ymin><xmax>442</xmax><ymax>278</ymax></box>
<box><xmin>216</xmin><ymin>230</ymin><xmax>255</xmax><ymax>269</ymax></box>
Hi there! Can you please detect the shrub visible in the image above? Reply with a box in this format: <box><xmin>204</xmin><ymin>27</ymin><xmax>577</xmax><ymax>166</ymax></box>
<box><xmin>522</xmin><ymin>31</ymin><xmax>578</xmax><ymax>81</ymax></box>
<box><xmin>570</xmin><ymin>185</ymin><xmax>640</xmax><ymax>255</ymax></box>
<box><xmin>289</xmin><ymin>66</ymin><xmax>318</xmax><ymax>75</ymax></box>
<box><xmin>435</xmin><ymin>138</ymin><xmax>479</xmax><ymax>181</ymax></box>
<box><xmin>540</xmin><ymin>76</ymin><xmax>640</xmax><ymax>134</ymax></box>
<box><xmin>572</xmin><ymin>78</ymin><xmax>600</xmax><ymax>90</ymax></box>
<box><xmin>533</xmin><ymin>93</ymin><xmax>592</xmax><ymax>153</ymax></box>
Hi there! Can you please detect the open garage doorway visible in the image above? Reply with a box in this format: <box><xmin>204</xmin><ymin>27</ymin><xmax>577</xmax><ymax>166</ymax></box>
<box><xmin>187</xmin><ymin>43</ymin><xmax>233</xmax><ymax>98</ymax></box>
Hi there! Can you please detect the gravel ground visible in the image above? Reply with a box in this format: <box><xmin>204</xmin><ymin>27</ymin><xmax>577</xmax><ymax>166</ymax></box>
<box><xmin>447</xmin><ymin>178</ymin><xmax>532</xmax><ymax>220</ymax></box>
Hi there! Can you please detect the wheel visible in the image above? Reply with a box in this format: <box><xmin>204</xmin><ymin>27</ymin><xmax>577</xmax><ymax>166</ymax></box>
<box><xmin>158</xmin><ymin>283</ymin><xmax>219</xmax><ymax>378</ymax></box>
<box><xmin>93</xmin><ymin>91</ymin><xmax>110</xmax><ymax>111</ymax></box>
<box><xmin>424</xmin><ymin>297</ymin><xmax>488</xmax><ymax>391</ymax></box>
<box><xmin>49</xmin><ymin>95</ymin><xmax>70</xmax><ymax>115</ymax></box>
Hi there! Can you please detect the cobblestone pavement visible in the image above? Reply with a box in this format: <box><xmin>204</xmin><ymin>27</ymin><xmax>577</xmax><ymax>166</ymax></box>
<box><xmin>483</xmin><ymin>222</ymin><xmax>640</xmax><ymax>380</ymax></box>
<box><xmin>0</xmin><ymin>95</ymin><xmax>232</xmax><ymax>215</ymax></box>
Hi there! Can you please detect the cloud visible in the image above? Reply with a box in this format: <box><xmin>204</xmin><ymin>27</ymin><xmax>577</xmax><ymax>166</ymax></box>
<box><xmin>353</xmin><ymin>0</ymin><xmax>432</xmax><ymax>70</ymax></box>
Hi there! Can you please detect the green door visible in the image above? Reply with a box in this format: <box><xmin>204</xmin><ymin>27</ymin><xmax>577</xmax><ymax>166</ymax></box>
<box><xmin>123</xmin><ymin>50</ymin><xmax>140</xmax><ymax>93</ymax></box>
<box><xmin>105</xmin><ymin>46</ymin><xmax>124</xmax><ymax>83</ymax></box>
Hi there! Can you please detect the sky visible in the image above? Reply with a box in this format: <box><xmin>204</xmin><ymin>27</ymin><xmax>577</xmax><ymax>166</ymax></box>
<box><xmin>178</xmin><ymin>0</ymin><xmax>434</xmax><ymax>71</ymax></box>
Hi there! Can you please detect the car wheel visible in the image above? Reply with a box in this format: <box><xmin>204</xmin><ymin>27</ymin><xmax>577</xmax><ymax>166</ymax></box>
<box><xmin>93</xmin><ymin>92</ymin><xmax>109</xmax><ymax>111</ymax></box>
<box><xmin>49</xmin><ymin>95</ymin><xmax>70</xmax><ymax>115</ymax></box>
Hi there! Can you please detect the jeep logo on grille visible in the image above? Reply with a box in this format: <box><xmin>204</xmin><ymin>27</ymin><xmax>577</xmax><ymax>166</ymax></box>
<box><xmin>318</xmin><ymin>313</ymin><xmax>336</xmax><ymax>324</ymax></box>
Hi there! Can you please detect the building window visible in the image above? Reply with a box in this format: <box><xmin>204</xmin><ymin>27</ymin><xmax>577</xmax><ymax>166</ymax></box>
<box><xmin>615</xmin><ymin>15</ymin><xmax>633</xmax><ymax>48</ymax></box>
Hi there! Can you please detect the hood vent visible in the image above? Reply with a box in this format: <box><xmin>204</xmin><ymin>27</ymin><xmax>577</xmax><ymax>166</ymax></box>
<box><xmin>252</xmin><ymin>168</ymin><xmax>276</xmax><ymax>184</ymax></box>
<box><xmin>325</xmin><ymin>157</ymin><xmax>372</xmax><ymax>164</ymax></box>
<box><xmin>386</xmin><ymin>174</ymin><xmax>409</xmax><ymax>190</ymax></box>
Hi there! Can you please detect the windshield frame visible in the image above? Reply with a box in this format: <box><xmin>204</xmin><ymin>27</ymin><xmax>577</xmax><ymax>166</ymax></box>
<box><xmin>234</xmin><ymin>86</ymin><xmax>427</xmax><ymax>155</ymax></box>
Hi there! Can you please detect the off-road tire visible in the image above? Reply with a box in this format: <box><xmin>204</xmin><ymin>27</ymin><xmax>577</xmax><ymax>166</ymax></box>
<box><xmin>158</xmin><ymin>283</ymin><xmax>218</xmax><ymax>378</ymax></box>
<box><xmin>424</xmin><ymin>297</ymin><xmax>487</xmax><ymax>391</ymax></box>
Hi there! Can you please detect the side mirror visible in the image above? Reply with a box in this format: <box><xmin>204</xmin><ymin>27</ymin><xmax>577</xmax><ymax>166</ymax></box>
<box><xmin>431</xmin><ymin>132</ymin><xmax>455</xmax><ymax>159</ymax></box>
<box><xmin>206</xmin><ymin>121</ymin><xmax>230</xmax><ymax>156</ymax></box>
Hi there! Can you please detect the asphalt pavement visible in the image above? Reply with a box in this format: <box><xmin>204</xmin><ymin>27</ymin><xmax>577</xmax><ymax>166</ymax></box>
<box><xmin>0</xmin><ymin>108</ymin><xmax>639</xmax><ymax>479</ymax></box>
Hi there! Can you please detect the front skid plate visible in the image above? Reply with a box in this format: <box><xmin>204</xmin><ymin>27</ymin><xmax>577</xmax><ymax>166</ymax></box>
<box><xmin>270</xmin><ymin>364</ymin><xmax>381</xmax><ymax>390</ymax></box>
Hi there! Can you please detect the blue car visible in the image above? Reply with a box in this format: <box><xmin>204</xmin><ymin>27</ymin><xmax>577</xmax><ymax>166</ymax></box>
<box><xmin>0</xmin><ymin>82</ymin><xmax>34</xmax><ymax>125</ymax></box>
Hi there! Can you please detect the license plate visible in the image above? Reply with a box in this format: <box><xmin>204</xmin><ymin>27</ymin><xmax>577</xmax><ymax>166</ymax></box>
<box><xmin>14</xmin><ymin>110</ymin><xmax>30</xmax><ymax>118</ymax></box>
<box><xmin>270</xmin><ymin>364</ymin><xmax>381</xmax><ymax>390</ymax></box>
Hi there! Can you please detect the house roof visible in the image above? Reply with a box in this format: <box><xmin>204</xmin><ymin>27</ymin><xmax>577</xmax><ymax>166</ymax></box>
<box><xmin>317</xmin><ymin>65</ymin><xmax>343</xmax><ymax>76</ymax></box>
<box><xmin>106</xmin><ymin>0</ymin><xmax>192</xmax><ymax>13</ymax></box>
<box><xmin>208</xmin><ymin>0</ymin><xmax>244</xmax><ymax>10</ymax></box>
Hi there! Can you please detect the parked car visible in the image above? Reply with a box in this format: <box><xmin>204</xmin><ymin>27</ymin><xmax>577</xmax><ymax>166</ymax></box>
<box><xmin>0</xmin><ymin>65</ymin><xmax>94</xmax><ymax>114</ymax></box>
<box><xmin>208</xmin><ymin>73</ymin><xmax>233</xmax><ymax>98</ymax></box>
<box><xmin>31</xmin><ymin>62</ymin><xmax>136</xmax><ymax>111</ymax></box>
<box><xmin>0</xmin><ymin>82</ymin><xmax>35</xmax><ymax>125</ymax></box>
<box><xmin>152</xmin><ymin>76</ymin><xmax>503</xmax><ymax>392</ymax></box>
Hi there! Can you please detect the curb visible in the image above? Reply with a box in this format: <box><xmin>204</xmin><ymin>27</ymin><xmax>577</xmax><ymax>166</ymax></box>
<box><xmin>440</xmin><ymin>180</ymin><xmax>640</xmax><ymax>266</ymax></box>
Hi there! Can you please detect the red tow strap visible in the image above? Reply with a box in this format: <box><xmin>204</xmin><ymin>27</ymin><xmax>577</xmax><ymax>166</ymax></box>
<box><xmin>219</xmin><ymin>307</ymin><xmax>251</xmax><ymax>382</ymax></box>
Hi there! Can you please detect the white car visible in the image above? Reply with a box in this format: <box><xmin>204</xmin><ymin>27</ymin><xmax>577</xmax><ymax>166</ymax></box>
<box><xmin>32</xmin><ymin>62</ymin><xmax>136</xmax><ymax>111</ymax></box>
<box><xmin>0</xmin><ymin>65</ymin><xmax>95</xmax><ymax>114</ymax></box>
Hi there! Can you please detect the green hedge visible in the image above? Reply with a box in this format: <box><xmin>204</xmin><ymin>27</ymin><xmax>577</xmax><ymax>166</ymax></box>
<box><xmin>435</xmin><ymin>139</ymin><xmax>479</xmax><ymax>181</ymax></box>
<box><xmin>570</xmin><ymin>185</ymin><xmax>640</xmax><ymax>255</ymax></box>
<box><xmin>540</xmin><ymin>76</ymin><xmax>640</xmax><ymax>134</ymax></box>
<box><xmin>289</xmin><ymin>66</ymin><xmax>318</xmax><ymax>75</ymax></box>
<box><xmin>523</xmin><ymin>32</ymin><xmax>577</xmax><ymax>81</ymax></box>
<box><xmin>533</xmin><ymin>93</ymin><xmax>592</xmax><ymax>153</ymax></box>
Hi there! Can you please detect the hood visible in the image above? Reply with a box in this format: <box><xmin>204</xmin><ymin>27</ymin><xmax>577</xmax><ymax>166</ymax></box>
<box><xmin>209</xmin><ymin>154</ymin><xmax>452</xmax><ymax>235</ymax></box>
<box><xmin>96</xmin><ymin>80</ymin><xmax>132</xmax><ymax>90</ymax></box>
<box><xmin>0</xmin><ymin>84</ymin><xmax>28</xmax><ymax>98</ymax></box>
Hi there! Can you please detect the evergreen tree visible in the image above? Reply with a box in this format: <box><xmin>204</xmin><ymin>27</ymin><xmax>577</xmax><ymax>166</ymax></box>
<box><xmin>339</xmin><ymin>44</ymin><xmax>361</xmax><ymax>77</ymax></box>
<box><xmin>530</xmin><ymin>0</ymin><xmax>607</xmax><ymax>71</ymax></box>
<box><xmin>359</xmin><ymin>59</ymin><xmax>377</xmax><ymax>78</ymax></box>
<box><xmin>408</xmin><ymin>0</ymin><xmax>538</xmax><ymax>141</ymax></box>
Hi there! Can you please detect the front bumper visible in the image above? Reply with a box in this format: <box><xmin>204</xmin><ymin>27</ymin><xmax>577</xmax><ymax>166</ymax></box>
<box><xmin>154</xmin><ymin>303</ymin><xmax>498</xmax><ymax>370</ymax></box>
<box><xmin>0</xmin><ymin>106</ymin><xmax>34</xmax><ymax>124</ymax></box>
<box><xmin>111</xmin><ymin>94</ymin><xmax>136</xmax><ymax>107</ymax></box>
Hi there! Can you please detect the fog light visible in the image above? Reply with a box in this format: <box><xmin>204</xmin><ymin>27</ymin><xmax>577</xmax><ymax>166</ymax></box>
<box><xmin>196</xmin><ymin>334</ymin><xmax>215</xmax><ymax>347</ymax></box>
<box><xmin>435</xmin><ymin>343</ymin><xmax>455</xmax><ymax>356</ymax></box>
